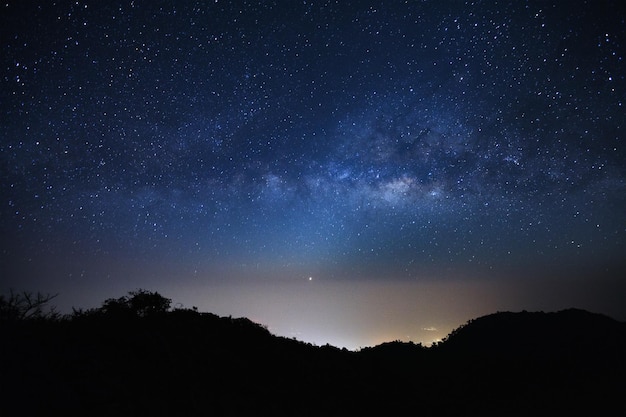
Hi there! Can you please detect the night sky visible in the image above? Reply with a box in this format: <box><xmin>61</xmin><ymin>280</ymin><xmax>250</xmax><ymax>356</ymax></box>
<box><xmin>2</xmin><ymin>1</ymin><xmax>625</xmax><ymax>349</ymax></box>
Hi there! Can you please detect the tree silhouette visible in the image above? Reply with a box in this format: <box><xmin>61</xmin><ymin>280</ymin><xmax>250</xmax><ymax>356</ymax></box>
<box><xmin>0</xmin><ymin>289</ymin><xmax>59</xmax><ymax>322</ymax></box>
<box><xmin>99</xmin><ymin>289</ymin><xmax>171</xmax><ymax>318</ymax></box>
<box><xmin>128</xmin><ymin>289</ymin><xmax>171</xmax><ymax>317</ymax></box>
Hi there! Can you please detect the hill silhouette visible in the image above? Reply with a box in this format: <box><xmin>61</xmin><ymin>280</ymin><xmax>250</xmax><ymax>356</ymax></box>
<box><xmin>1</xmin><ymin>290</ymin><xmax>624</xmax><ymax>416</ymax></box>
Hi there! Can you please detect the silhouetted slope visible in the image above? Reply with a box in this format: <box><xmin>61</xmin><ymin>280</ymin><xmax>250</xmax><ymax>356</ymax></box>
<box><xmin>1</xmin><ymin>305</ymin><xmax>625</xmax><ymax>416</ymax></box>
<box><xmin>440</xmin><ymin>308</ymin><xmax>626</xmax><ymax>355</ymax></box>
<box><xmin>432</xmin><ymin>309</ymin><xmax>626</xmax><ymax>416</ymax></box>
<box><xmin>1</xmin><ymin>310</ymin><xmax>362</xmax><ymax>416</ymax></box>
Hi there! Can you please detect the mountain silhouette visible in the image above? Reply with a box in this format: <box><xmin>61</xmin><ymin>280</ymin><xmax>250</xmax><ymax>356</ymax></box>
<box><xmin>1</xmin><ymin>291</ymin><xmax>624</xmax><ymax>416</ymax></box>
<box><xmin>432</xmin><ymin>309</ymin><xmax>626</xmax><ymax>416</ymax></box>
<box><xmin>440</xmin><ymin>308</ymin><xmax>626</xmax><ymax>355</ymax></box>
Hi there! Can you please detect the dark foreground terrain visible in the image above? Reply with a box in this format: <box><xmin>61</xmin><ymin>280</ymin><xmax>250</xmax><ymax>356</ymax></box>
<box><xmin>1</xmin><ymin>290</ymin><xmax>625</xmax><ymax>416</ymax></box>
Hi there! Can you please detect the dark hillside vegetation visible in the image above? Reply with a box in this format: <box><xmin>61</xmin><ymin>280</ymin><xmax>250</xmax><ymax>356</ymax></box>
<box><xmin>1</xmin><ymin>290</ymin><xmax>625</xmax><ymax>416</ymax></box>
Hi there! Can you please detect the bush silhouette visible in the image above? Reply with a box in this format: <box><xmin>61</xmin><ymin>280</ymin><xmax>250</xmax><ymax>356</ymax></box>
<box><xmin>99</xmin><ymin>289</ymin><xmax>171</xmax><ymax>318</ymax></box>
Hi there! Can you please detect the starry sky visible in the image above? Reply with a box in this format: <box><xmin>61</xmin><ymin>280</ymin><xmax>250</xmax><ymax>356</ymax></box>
<box><xmin>2</xmin><ymin>1</ymin><xmax>625</xmax><ymax>349</ymax></box>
